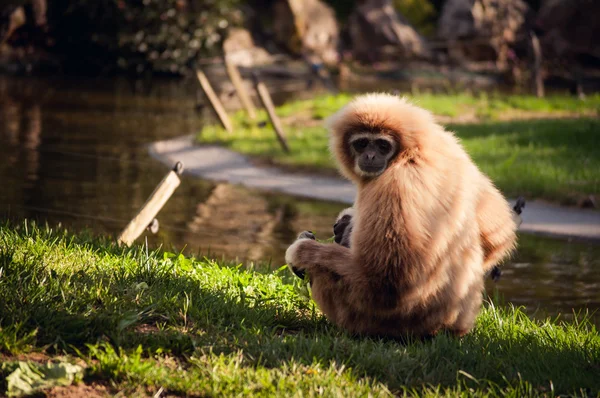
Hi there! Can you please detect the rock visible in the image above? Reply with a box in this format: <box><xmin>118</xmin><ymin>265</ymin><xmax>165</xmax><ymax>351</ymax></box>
<box><xmin>0</xmin><ymin>6</ymin><xmax>25</xmax><ymax>46</ymax></box>
<box><xmin>31</xmin><ymin>0</ymin><xmax>47</xmax><ymax>26</ymax></box>
<box><xmin>0</xmin><ymin>0</ymin><xmax>46</xmax><ymax>44</ymax></box>
<box><xmin>223</xmin><ymin>28</ymin><xmax>273</xmax><ymax>67</ymax></box>
<box><xmin>347</xmin><ymin>0</ymin><xmax>430</xmax><ymax>63</ymax></box>
<box><xmin>437</xmin><ymin>0</ymin><xmax>529</xmax><ymax>67</ymax></box>
<box><xmin>272</xmin><ymin>0</ymin><xmax>339</xmax><ymax>65</ymax></box>
<box><xmin>535</xmin><ymin>0</ymin><xmax>600</xmax><ymax>60</ymax></box>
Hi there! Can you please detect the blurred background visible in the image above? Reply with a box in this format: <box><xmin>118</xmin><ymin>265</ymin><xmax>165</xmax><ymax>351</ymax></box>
<box><xmin>1</xmin><ymin>0</ymin><xmax>598</xmax><ymax>88</ymax></box>
<box><xmin>0</xmin><ymin>0</ymin><xmax>599</xmax><ymax>322</ymax></box>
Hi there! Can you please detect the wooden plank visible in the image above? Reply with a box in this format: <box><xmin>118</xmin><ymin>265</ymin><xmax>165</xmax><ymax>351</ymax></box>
<box><xmin>225</xmin><ymin>58</ymin><xmax>257</xmax><ymax>120</ymax></box>
<box><xmin>196</xmin><ymin>69</ymin><xmax>233</xmax><ymax>133</ymax></box>
<box><xmin>253</xmin><ymin>72</ymin><xmax>290</xmax><ymax>153</ymax></box>
<box><xmin>118</xmin><ymin>162</ymin><xmax>184</xmax><ymax>247</ymax></box>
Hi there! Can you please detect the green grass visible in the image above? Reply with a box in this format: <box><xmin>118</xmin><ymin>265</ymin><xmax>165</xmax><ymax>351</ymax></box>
<box><xmin>198</xmin><ymin>93</ymin><xmax>600</xmax><ymax>202</ymax></box>
<box><xmin>1</xmin><ymin>222</ymin><xmax>599</xmax><ymax>396</ymax></box>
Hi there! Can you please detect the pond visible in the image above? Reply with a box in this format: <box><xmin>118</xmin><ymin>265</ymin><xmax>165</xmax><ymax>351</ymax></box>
<box><xmin>1</xmin><ymin>75</ymin><xmax>599</xmax><ymax>326</ymax></box>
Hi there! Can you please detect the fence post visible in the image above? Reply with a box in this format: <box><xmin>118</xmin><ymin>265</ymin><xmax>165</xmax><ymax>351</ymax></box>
<box><xmin>117</xmin><ymin>162</ymin><xmax>184</xmax><ymax>247</ymax></box>
<box><xmin>225</xmin><ymin>57</ymin><xmax>257</xmax><ymax>119</ymax></box>
<box><xmin>252</xmin><ymin>72</ymin><xmax>290</xmax><ymax>153</ymax></box>
<box><xmin>196</xmin><ymin>69</ymin><xmax>233</xmax><ymax>132</ymax></box>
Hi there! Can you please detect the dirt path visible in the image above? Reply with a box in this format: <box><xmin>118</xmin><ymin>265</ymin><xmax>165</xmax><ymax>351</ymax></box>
<box><xmin>149</xmin><ymin>136</ymin><xmax>600</xmax><ymax>241</ymax></box>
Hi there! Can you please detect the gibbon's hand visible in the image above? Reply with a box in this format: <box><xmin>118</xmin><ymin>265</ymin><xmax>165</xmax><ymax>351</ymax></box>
<box><xmin>512</xmin><ymin>196</ymin><xmax>526</xmax><ymax>228</ymax></box>
<box><xmin>333</xmin><ymin>213</ymin><xmax>352</xmax><ymax>246</ymax></box>
<box><xmin>286</xmin><ymin>231</ymin><xmax>315</xmax><ymax>279</ymax></box>
<box><xmin>333</xmin><ymin>207</ymin><xmax>354</xmax><ymax>247</ymax></box>
<box><xmin>297</xmin><ymin>231</ymin><xmax>316</xmax><ymax>240</ymax></box>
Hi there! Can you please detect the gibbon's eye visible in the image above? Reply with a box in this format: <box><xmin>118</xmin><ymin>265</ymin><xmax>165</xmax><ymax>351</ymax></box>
<box><xmin>351</xmin><ymin>138</ymin><xmax>369</xmax><ymax>152</ymax></box>
<box><xmin>375</xmin><ymin>139</ymin><xmax>392</xmax><ymax>154</ymax></box>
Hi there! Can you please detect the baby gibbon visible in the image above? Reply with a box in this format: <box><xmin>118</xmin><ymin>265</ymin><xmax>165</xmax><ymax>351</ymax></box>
<box><xmin>286</xmin><ymin>94</ymin><xmax>518</xmax><ymax>339</ymax></box>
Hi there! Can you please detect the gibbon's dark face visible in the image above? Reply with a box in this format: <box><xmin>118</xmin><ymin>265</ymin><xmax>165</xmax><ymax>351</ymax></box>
<box><xmin>349</xmin><ymin>133</ymin><xmax>397</xmax><ymax>177</ymax></box>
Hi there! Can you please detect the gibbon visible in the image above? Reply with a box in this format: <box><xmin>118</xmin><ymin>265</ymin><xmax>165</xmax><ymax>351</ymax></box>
<box><xmin>286</xmin><ymin>94</ymin><xmax>518</xmax><ymax>339</ymax></box>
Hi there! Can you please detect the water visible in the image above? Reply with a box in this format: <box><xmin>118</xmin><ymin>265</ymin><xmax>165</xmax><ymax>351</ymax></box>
<box><xmin>0</xmin><ymin>75</ymin><xmax>338</xmax><ymax>258</ymax></box>
<box><xmin>1</xmin><ymin>75</ymin><xmax>599</xmax><ymax>324</ymax></box>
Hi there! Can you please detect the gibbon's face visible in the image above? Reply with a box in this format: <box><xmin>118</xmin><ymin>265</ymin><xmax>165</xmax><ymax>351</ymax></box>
<box><xmin>328</xmin><ymin>93</ymin><xmax>439</xmax><ymax>183</ymax></box>
<box><xmin>348</xmin><ymin>133</ymin><xmax>398</xmax><ymax>178</ymax></box>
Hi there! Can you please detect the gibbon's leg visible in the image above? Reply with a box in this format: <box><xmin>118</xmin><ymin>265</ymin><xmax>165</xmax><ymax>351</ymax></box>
<box><xmin>286</xmin><ymin>233</ymin><xmax>369</xmax><ymax>327</ymax></box>
<box><xmin>476</xmin><ymin>185</ymin><xmax>518</xmax><ymax>273</ymax></box>
<box><xmin>305</xmin><ymin>261</ymin><xmax>346</xmax><ymax>324</ymax></box>
<box><xmin>447</xmin><ymin>283</ymin><xmax>484</xmax><ymax>337</ymax></box>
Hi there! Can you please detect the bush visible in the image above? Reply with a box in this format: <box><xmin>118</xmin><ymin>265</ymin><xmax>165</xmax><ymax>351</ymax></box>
<box><xmin>47</xmin><ymin>0</ymin><xmax>243</xmax><ymax>75</ymax></box>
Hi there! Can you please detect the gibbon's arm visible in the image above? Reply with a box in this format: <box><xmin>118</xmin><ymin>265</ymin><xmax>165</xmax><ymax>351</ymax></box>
<box><xmin>476</xmin><ymin>183</ymin><xmax>518</xmax><ymax>272</ymax></box>
<box><xmin>285</xmin><ymin>238</ymin><xmax>354</xmax><ymax>277</ymax></box>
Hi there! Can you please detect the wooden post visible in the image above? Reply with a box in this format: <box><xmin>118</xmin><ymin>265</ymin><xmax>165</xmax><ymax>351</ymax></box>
<box><xmin>118</xmin><ymin>162</ymin><xmax>184</xmax><ymax>247</ymax></box>
<box><xmin>573</xmin><ymin>65</ymin><xmax>586</xmax><ymax>100</ymax></box>
<box><xmin>225</xmin><ymin>57</ymin><xmax>257</xmax><ymax>119</ymax></box>
<box><xmin>252</xmin><ymin>72</ymin><xmax>290</xmax><ymax>153</ymax></box>
<box><xmin>530</xmin><ymin>31</ymin><xmax>544</xmax><ymax>98</ymax></box>
<box><xmin>196</xmin><ymin>69</ymin><xmax>233</xmax><ymax>133</ymax></box>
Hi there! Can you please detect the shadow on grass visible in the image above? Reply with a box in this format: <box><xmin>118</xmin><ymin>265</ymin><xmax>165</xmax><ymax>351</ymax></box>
<box><xmin>1</xmin><ymin>228</ymin><xmax>599</xmax><ymax>395</ymax></box>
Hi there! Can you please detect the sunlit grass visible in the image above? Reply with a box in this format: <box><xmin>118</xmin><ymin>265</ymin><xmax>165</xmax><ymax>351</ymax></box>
<box><xmin>198</xmin><ymin>93</ymin><xmax>600</xmax><ymax>202</ymax></box>
<box><xmin>1</xmin><ymin>222</ymin><xmax>599</xmax><ymax>396</ymax></box>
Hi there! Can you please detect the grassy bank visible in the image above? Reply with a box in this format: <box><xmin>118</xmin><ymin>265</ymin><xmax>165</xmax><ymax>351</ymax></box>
<box><xmin>198</xmin><ymin>93</ymin><xmax>600</xmax><ymax>204</ymax></box>
<box><xmin>1</xmin><ymin>223</ymin><xmax>599</xmax><ymax>396</ymax></box>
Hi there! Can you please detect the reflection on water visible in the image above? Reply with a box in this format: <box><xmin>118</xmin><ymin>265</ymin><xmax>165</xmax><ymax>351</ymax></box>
<box><xmin>0</xmin><ymin>75</ymin><xmax>339</xmax><ymax>261</ymax></box>
<box><xmin>0</xmin><ymin>75</ymin><xmax>599</xmax><ymax>324</ymax></box>
<box><xmin>487</xmin><ymin>235</ymin><xmax>600</xmax><ymax>324</ymax></box>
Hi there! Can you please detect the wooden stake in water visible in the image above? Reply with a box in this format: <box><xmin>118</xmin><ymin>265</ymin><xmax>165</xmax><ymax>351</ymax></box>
<box><xmin>118</xmin><ymin>162</ymin><xmax>184</xmax><ymax>247</ymax></box>
<box><xmin>530</xmin><ymin>31</ymin><xmax>545</xmax><ymax>98</ymax></box>
<box><xmin>252</xmin><ymin>72</ymin><xmax>290</xmax><ymax>153</ymax></box>
<box><xmin>225</xmin><ymin>58</ymin><xmax>257</xmax><ymax>120</ymax></box>
<box><xmin>196</xmin><ymin>69</ymin><xmax>233</xmax><ymax>133</ymax></box>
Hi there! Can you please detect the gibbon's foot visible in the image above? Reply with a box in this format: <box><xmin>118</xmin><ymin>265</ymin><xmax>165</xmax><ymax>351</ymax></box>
<box><xmin>449</xmin><ymin>328</ymin><xmax>469</xmax><ymax>338</ymax></box>
<box><xmin>287</xmin><ymin>231</ymin><xmax>315</xmax><ymax>279</ymax></box>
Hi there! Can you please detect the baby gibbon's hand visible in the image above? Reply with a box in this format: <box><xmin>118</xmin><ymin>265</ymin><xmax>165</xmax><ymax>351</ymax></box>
<box><xmin>297</xmin><ymin>231</ymin><xmax>316</xmax><ymax>240</ymax></box>
<box><xmin>333</xmin><ymin>207</ymin><xmax>354</xmax><ymax>247</ymax></box>
<box><xmin>286</xmin><ymin>231</ymin><xmax>315</xmax><ymax>279</ymax></box>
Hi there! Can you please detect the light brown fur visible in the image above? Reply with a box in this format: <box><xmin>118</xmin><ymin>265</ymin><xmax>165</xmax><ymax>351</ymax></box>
<box><xmin>285</xmin><ymin>94</ymin><xmax>518</xmax><ymax>339</ymax></box>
